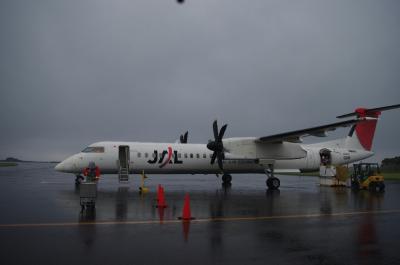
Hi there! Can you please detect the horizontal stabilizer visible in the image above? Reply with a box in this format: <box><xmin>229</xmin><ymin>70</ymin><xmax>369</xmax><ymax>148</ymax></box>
<box><xmin>337</xmin><ymin>104</ymin><xmax>400</xmax><ymax>119</ymax></box>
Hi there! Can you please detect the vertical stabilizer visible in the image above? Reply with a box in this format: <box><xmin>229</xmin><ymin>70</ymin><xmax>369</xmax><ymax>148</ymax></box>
<box><xmin>353</xmin><ymin>108</ymin><xmax>380</xmax><ymax>151</ymax></box>
<box><xmin>338</xmin><ymin>104</ymin><xmax>400</xmax><ymax>151</ymax></box>
<box><xmin>345</xmin><ymin>119</ymin><xmax>377</xmax><ymax>151</ymax></box>
<box><xmin>354</xmin><ymin>118</ymin><xmax>378</xmax><ymax>151</ymax></box>
<box><xmin>345</xmin><ymin>109</ymin><xmax>379</xmax><ymax>151</ymax></box>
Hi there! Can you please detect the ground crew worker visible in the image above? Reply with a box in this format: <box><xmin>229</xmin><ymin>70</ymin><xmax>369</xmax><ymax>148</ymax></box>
<box><xmin>83</xmin><ymin>162</ymin><xmax>100</xmax><ymax>182</ymax></box>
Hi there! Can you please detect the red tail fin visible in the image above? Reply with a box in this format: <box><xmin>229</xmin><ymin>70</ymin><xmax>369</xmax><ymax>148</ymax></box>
<box><xmin>340</xmin><ymin>104</ymin><xmax>400</xmax><ymax>151</ymax></box>
<box><xmin>354</xmin><ymin>108</ymin><xmax>380</xmax><ymax>151</ymax></box>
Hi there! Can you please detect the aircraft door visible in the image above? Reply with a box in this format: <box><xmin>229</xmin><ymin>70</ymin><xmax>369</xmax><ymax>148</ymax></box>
<box><xmin>118</xmin><ymin>146</ymin><xmax>130</xmax><ymax>182</ymax></box>
<box><xmin>319</xmin><ymin>149</ymin><xmax>332</xmax><ymax>166</ymax></box>
<box><xmin>119</xmin><ymin>146</ymin><xmax>130</xmax><ymax>168</ymax></box>
<box><xmin>319</xmin><ymin>148</ymin><xmax>336</xmax><ymax>178</ymax></box>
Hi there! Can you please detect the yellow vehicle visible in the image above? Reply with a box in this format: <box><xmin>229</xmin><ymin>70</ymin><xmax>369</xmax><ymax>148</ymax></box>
<box><xmin>351</xmin><ymin>163</ymin><xmax>385</xmax><ymax>192</ymax></box>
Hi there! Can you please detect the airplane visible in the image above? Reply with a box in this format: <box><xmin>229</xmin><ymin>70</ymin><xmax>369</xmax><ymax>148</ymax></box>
<box><xmin>55</xmin><ymin>104</ymin><xmax>400</xmax><ymax>189</ymax></box>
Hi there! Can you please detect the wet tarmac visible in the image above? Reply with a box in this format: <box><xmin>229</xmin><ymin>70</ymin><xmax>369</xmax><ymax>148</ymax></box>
<box><xmin>1</xmin><ymin>163</ymin><xmax>400</xmax><ymax>265</ymax></box>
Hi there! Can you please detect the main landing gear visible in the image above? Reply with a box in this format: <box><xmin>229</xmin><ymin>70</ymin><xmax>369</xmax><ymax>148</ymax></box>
<box><xmin>222</xmin><ymin>174</ymin><xmax>232</xmax><ymax>186</ymax></box>
<box><xmin>265</xmin><ymin>165</ymin><xmax>280</xmax><ymax>190</ymax></box>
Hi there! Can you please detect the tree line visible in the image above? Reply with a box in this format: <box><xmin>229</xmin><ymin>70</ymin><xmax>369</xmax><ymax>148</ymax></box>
<box><xmin>381</xmin><ymin>156</ymin><xmax>400</xmax><ymax>171</ymax></box>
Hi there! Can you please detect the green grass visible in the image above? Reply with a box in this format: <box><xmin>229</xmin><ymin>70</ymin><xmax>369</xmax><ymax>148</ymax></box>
<box><xmin>0</xmin><ymin>162</ymin><xmax>17</xmax><ymax>167</ymax></box>
<box><xmin>381</xmin><ymin>172</ymin><xmax>400</xmax><ymax>180</ymax></box>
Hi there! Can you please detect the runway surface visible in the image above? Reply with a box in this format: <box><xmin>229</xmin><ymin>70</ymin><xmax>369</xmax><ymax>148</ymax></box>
<box><xmin>1</xmin><ymin>163</ymin><xmax>400</xmax><ymax>265</ymax></box>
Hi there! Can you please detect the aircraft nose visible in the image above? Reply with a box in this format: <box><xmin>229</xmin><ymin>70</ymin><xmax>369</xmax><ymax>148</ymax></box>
<box><xmin>55</xmin><ymin>156</ymin><xmax>76</xmax><ymax>172</ymax></box>
<box><xmin>55</xmin><ymin>161</ymin><xmax>67</xmax><ymax>172</ymax></box>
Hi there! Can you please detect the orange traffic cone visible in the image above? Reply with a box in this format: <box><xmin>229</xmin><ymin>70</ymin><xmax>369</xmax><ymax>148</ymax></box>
<box><xmin>178</xmin><ymin>193</ymin><xmax>195</xmax><ymax>220</ymax></box>
<box><xmin>156</xmin><ymin>184</ymin><xmax>167</xmax><ymax>208</ymax></box>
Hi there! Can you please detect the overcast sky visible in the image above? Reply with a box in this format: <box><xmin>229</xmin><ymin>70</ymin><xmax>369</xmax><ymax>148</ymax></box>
<box><xmin>0</xmin><ymin>0</ymin><xmax>399</xmax><ymax>162</ymax></box>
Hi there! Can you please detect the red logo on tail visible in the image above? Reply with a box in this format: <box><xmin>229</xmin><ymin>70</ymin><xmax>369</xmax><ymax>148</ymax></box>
<box><xmin>354</xmin><ymin>108</ymin><xmax>380</xmax><ymax>151</ymax></box>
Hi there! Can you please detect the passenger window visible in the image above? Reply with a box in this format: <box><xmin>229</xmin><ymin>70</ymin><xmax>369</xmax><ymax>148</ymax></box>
<box><xmin>203</xmin><ymin>154</ymin><xmax>206</xmax><ymax>158</ymax></box>
<box><xmin>196</xmin><ymin>154</ymin><xmax>200</xmax><ymax>159</ymax></box>
<box><xmin>184</xmin><ymin>153</ymin><xmax>188</xmax><ymax>158</ymax></box>
<box><xmin>178</xmin><ymin>153</ymin><xmax>182</xmax><ymax>158</ymax></box>
<box><xmin>137</xmin><ymin>152</ymin><xmax>141</xmax><ymax>158</ymax></box>
<box><xmin>190</xmin><ymin>153</ymin><xmax>193</xmax><ymax>158</ymax></box>
<box><xmin>145</xmin><ymin>153</ymin><xmax>148</xmax><ymax>158</ymax></box>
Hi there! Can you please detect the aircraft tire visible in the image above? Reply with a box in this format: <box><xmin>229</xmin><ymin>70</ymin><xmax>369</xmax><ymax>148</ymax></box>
<box><xmin>266</xmin><ymin>177</ymin><xmax>280</xmax><ymax>190</ymax></box>
<box><xmin>222</xmin><ymin>174</ymin><xmax>232</xmax><ymax>184</ymax></box>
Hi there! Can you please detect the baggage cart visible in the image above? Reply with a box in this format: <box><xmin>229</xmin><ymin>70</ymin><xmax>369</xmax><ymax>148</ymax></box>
<box><xmin>80</xmin><ymin>182</ymin><xmax>98</xmax><ymax>210</ymax></box>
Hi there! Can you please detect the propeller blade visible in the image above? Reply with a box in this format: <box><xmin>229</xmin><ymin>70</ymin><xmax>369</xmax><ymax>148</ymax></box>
<box><xmin>213</xmin><ymin>120</ymin><xmax>219</xmax><ymax>140</ymax></box>
<box><xmin>179</xmin><ymin>131</ymin><xmax>189</xmax><ymax>143</ymax></box>
<box><xmin>218</xmin><ymin>124</ymin><xmax>227</xmax><ymax>141</ymax></box>
<box><xmin>217</xmin><ymin>153</ymin><xmax>224</xmax><ymax>170</ymax></box>
<box><xmin>209</xmin><ymin>120</ymin><xmax>227</xmax><ymax>171</ymax></box>
<box><xmin>211</xmin><ymin>152</ymin><xmax>217</xmax><ymax>164</ymax></box>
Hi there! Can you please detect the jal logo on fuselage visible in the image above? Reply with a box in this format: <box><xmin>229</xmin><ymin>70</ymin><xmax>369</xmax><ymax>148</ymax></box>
<box><xmin>147</xmin><ymin>146</ymin><xmax>182</xmax><ymax>168</ymax></box>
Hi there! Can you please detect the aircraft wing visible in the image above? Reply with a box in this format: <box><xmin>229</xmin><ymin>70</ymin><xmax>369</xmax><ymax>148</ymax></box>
<box><xmin>257</xmin><ymin>119</ymin><xmax>360</xmax><ymax>143</ymax></box>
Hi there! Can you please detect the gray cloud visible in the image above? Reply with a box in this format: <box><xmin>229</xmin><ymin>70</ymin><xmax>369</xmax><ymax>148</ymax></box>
<box><xmin>1</xmin><ymin>0</ymin><xmax>399</xmax><ymax>162</ymax></box>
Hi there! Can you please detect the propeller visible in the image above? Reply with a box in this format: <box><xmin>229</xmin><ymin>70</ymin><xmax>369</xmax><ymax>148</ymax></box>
<box><xmin>206</xmin><ymin>120</ymin><xmax>227</xmax><ymax>171</ymax></box>
<box><xmin>336</xmin><ymin>104</ymin><xmax>400</xmax><ymax>119</ymax></box>
<box><xmin>180</xmin><ymin>131</ymin><xmax>188</xmax><ymax>144</ymax></box>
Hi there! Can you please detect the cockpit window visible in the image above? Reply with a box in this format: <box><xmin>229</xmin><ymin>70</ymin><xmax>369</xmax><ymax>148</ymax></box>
<box><xmin>82</xmin><ymin>147</ymin><xmax>105</xmax><ymax>153</ymax></box>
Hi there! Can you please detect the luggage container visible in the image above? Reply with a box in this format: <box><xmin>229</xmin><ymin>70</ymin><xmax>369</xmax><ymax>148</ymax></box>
<box><xmin>80</xmin><ymin>182</ymin><xmax>98</xmax><ymax>210</ymax></box>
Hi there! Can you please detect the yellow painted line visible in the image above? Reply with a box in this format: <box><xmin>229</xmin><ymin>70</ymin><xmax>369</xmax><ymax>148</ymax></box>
<box><xmin>0</xmin><ymin>209</ymin><xmax>399</xmax><ymax>229</ymax></box>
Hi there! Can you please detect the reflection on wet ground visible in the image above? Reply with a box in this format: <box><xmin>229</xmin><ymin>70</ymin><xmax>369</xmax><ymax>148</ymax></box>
<box><xmin>0</xmin><ymin>163</ymin><xmax>399</xmax><ymax>265</ymax></box>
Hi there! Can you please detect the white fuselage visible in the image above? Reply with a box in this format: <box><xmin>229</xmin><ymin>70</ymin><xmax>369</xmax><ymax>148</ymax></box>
<box><xmin>55</xmin><ymin>137</ymin><xmax>374</xmax><ymax>175</ymax></box>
